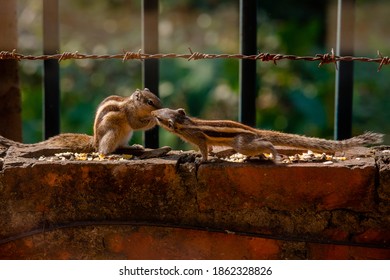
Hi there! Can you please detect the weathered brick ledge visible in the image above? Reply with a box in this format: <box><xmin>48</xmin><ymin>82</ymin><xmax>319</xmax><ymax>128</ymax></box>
<box><xmin>0</xmin><ymin>145</ymin><xmax>389</xmax><ymax>259</ymax></box>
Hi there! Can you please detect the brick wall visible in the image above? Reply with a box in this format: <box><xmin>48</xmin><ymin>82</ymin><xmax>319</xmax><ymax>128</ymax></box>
<box><xmin>0</xmin><ymin>146</ymin><xmax>389</xmax><ymax>259</ymax></box>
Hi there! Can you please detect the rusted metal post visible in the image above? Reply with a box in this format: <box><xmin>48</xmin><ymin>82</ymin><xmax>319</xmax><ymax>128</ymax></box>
<box><xmin>239</xmin><ymin>0</ymin><xmax>257</xmax><ymax>127</ymax></box>
<box><xmin>43</xmin><ymin>0</ymin><xmax>60</xmax><ymax>139</ymax></box>
<box><xmin>0</xmin><ymin>0</ymin><xmax>22</xmax><ymax>141</ymax></box>
<box><xmin>334</xmin><ymin>0</ymin><xmax>355</xmax><ymax>140</ymax></box>
<box><xmin>142</xmin><ymin>0</ymin><xmax>159</xmax><ymax>148</ymax></box>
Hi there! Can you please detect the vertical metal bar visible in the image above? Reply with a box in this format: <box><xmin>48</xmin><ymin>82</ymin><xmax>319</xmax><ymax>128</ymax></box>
<box><xmin>142</xmin><ymin>0</ymin><xmax>159</xmax><ymax>148</ymax></box>
<box><xmin>334</xmin><ymin>0</ymin><xmax>355</xmax><ymax>140</ymax></box>
<box><xmin>239</xmin><ymin>0</ymin><xmax>257</xmax><ymax>127</ymax></box>
<box><xmin>0</xmin><ymin>0</ymin><xmax>22</xmax><ymax>141</ymax></box>
<box><xmin>43</xmin><ymin>0</ymin><xmax>60</xmax><ymax>139</ymax></box>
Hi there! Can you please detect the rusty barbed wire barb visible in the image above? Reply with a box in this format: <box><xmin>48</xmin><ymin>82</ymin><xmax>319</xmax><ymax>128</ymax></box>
<box><xmin>58</xmin><ymin>51</ymin><xmax>82</xmax><ymax>62</ymax></box>
<box><xmin>0</xmin><ymin>49</ymin><xmax>388</xmax><ymax>71</ymax></box>
<box><xmin>377</xmin><ymin>50</ymin><xmax>390</xmax><ymax>72</ymax></box>
<box><xmin>317</xmin><ymin>49</ymin><xmax>338</xmax><ymax>69</ymax></box>
<box><xmin>188</xmin><ymin>48</ymin><xmax>207</xmax><ymax>61</ymax></box>
<box><xmin>0</xmin><ymin>49</ymin><xmax>21</xmax><ymax>61</ymax></box>
<box><xmin>272</xmin><ymin>53</ymin><xmax>284</xmax><ymax>65</ymax></box>
<box><xmin>122</xmin><ymin>49</ymin><xmax>143</xmax><ymax>62</ymax></box>
<box><xmin>251</xmin><ymin>53</ymin><xmax>283</xmax><ymax>65</ymax></box>
<box><xmin>255</xmin><ymin>53</ymin><xmax>274</xmax><ymax>63</ymax></box>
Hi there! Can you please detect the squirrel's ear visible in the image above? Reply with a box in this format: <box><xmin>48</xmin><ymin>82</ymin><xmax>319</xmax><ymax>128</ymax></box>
<box><xmin>177</xmin><ymin>108</ymin><xmax>186</xmax><ymax>116</ymax></box>
<box><xmin>134</xmin><ymin>89</ymin><xmax>141</xmax><ymax>100</ymax></box>
<box><xmin>144</xmin><ymin>88</ymin><xmax>150</xmax><ymax>92</ymax></box>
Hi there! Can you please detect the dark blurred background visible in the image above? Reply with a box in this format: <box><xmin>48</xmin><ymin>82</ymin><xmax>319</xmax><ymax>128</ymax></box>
<box><xmin>17</xmin><ymin>0</ymin><xmax>390</xmax><ymax>149</ymax></box>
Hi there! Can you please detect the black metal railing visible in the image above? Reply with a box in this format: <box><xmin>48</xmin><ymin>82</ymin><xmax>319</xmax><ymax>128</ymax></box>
<box><xmin>334</xmin><ymin>0</ymin><xmax>355</xmax><ymax>140</ymax></box>
<box><xmin>43</xmin><ymin>0</ymin><xmax>60</xmax><ymax>139</ymax></box>
<box><xmin>39</xmin><ymin>0</ymin><xmax>356</xmax><ymax>146</ymax></box>
<box><xmin>142</xmin><ymin>0</ymin><xmax>160</xmax><ymax>148</ymax></box>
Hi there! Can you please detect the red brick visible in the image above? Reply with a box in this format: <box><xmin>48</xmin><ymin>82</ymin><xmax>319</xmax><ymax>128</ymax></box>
<box><xmin>0</xmin><ymin>226</ymin><xmax>282</xmax><ymax>260</ymax></box>
<box><xmin>308</xmin><ymin>243</ymin><xmax>390</xmax><ymax>260</ymax></box>
<box><xmin>113</xmin><ymin>227</ymin><xmax>281</xmax><ymax>259</ymax></box>
<box><xmin>323</xmin><ymin>229</ymin><xmax>350</xmax><ymax>241</ymax></box>
<box><xmin>197</xmin><ymin>163</ymin><xmax>376</xmax><ymax>211</ymax></box>
<box><xmin>353</xmin><ymin>229</ymin><xmax>390</xmax><ymax>245</ymax></box>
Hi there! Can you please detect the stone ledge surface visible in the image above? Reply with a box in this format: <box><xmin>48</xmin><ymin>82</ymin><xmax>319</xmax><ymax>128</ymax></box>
<box><xmin>0</xmin><ymin>147</ymin><xmax>389</xmax><ymax>259</ymax></box>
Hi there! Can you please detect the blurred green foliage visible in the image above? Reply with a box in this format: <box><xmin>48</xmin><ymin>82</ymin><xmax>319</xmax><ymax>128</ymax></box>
<box><xmin>17</xmin><ymin>0</ymin><xmax>389</xmax><ymax>148</ymax></box>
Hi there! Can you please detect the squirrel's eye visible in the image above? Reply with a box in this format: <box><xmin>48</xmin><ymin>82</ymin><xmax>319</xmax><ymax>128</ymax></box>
<box><xmin>147</xmin><ymin>99</ymin><xmax>154</xmax><ymax>106</ymax></box>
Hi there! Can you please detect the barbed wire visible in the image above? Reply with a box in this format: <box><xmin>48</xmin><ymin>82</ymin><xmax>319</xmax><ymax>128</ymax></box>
<box><xmin>0</xmin><ymin>48</ymin><xmax>389</xmax><ymax>71</ymax></box>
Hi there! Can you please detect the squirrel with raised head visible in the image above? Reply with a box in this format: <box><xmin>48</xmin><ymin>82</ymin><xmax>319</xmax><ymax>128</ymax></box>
<box><xmin>0</xmin><ymin>88</ymin><xmax>162</xmax><ymax>154</ymax></box>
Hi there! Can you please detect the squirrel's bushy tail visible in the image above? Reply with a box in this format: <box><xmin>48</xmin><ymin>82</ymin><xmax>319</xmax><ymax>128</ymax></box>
<box><xmin>261</xmin><ymin>131</ymin><xmax>384</xmax><ymax>152</ymax></box>
<box><xmin>1</xmin><ymin>133</ymin><xmax>95</xmax><ymax>153</ymax></box>
<box><xmin>0</xmin><ymin>135</ymin><xmax>26</xmax><ymax>148</ymax></box>
<box><xmin>344</xmin><ymin>132</ymin><xmax>384</xmax><ymax>146</ymax></box>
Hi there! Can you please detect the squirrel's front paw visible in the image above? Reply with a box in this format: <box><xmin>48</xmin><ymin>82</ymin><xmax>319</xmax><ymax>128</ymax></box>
<box><xmin>130</xmin><ymin>144</ymin><xmax>145</xmax><ymax>150</ymax></box>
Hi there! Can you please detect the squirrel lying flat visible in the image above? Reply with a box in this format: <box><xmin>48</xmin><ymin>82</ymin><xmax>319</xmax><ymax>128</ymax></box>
<box><xmin>152</xmin><ymin>108</ymin><xmax>384</xmax><ymax>162</ymax></box>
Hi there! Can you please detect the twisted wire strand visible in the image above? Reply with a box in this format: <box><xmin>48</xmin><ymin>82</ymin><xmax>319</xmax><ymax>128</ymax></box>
<box><xmin>0</xmin><ymin>48</ymin><xmax>389</xmax><ymax>71</ymax></box>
